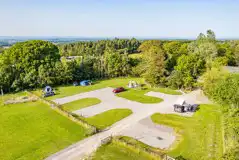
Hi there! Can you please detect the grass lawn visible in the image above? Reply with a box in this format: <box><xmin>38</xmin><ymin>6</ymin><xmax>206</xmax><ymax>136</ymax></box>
<box><xmin>91</xmin><ymin>139</ymin><xmax>160</xmax><ymax>160</ymax></box>
<box><xmin>0</xmin><ymin>101</ymin><xmax>89</xmax><ymax>160</ymax></box>
<box><xmin>151</xmin><ymin>87</ymin><xmax>182</xmax><ymax>95</ymax></box>
<box><xmin>83</xmin><ymin>109</ymin><xmax>132</xmax><ymax>130</ymax></box>
<box><xmin>151</xmin><ymin>104</ymin><xmax>223</xmax><ymax>160</ymax></box>
<box><xmin>62</xmin><ymin>98</ymin><xmax>101</xmax><ymax>112</ymax></box>
<box><xmin>117</xmin><ymin>88</ymin><xmax>163</xmax><ymax>103</ymax></box>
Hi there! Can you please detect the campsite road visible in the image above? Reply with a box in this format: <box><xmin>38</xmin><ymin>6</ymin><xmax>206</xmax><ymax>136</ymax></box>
<box><xmin>47</xmin><ymin>88</ymin><xmax>210</xmax><ymax>160</ymax></box>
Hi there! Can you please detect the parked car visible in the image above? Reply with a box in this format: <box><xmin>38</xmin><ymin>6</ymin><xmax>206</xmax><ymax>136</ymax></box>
<box><xmin>113</xmin><ymin>87</ymin><xmax>125</xmax><ymax>93</ymax></box>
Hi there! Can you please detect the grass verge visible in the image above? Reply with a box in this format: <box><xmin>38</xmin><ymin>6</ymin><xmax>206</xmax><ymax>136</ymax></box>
<box><xmin>83</xmin><ymin>109</ymin><xmax>132</xmax><ymax>130</ymax></box>
<box><xmin>0</xmin><ymin>101</ymin><xmax>89</xmax><ymax>160</ymax></box>
<box><xmin>62</xmin><ymin>98</ymin><xmax>101</xmax><ymax>112</ymax></box>
<box><xmin>151</xmin><ymin>104</ymin><xmax>223</xmax><ymax>160</ymax></box>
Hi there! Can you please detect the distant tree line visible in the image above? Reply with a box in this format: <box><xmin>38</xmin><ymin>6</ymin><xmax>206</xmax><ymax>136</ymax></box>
<box><xmin>1</xmin><ymin>30</ymin><xmax>239</xmax><ymax>92</ymax></box>
<box><xmin>58</xmin><ymin>38</ymin><xmax>141</xmax><ymax>56</ymax></box>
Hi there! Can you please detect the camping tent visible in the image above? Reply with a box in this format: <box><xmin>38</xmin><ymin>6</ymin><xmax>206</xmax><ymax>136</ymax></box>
<box><xmin>80</xmin><ymin>80</ymin><xmax>91</xmax><ymax>86</ymax></box>
<box><xmin>175</xmin><ymin>98</ymin><xmax>186</xmax><ymax>105</ymax></box>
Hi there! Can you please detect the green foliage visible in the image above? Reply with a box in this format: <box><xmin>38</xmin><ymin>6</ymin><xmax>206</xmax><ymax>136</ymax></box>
<box><xmin>151</xmin><ymin>104</ymin><xmax>223</xmax><ymax>160</ymax></box>
<box><xmin>83</xmin><ymin>109</ymin><xmax>132</xmax><ymax>130</ymax></box>
<box><xmin>59</xmin><ymin>38</ymin><xmax>141</xmax><ymax>56</ymax></box>
<box><xmin>62</xmin><ymin>98</ymin><xmax>101</xmax><ymax>112</ymax></box>
<box><xmin>138</xmin><ymin>40</ymin><xmax>162</xmax><ymax>53</ymax></box>
<box><xmin>202</xmin><ymin>68</ymin><xmax>239</xmax><ymax>107</ymax></box>
<box><xmin>0</xmin><ymin>101</ymin><xmax>88</xmax><ymax>160</ymax></box>
<box><xmin>169</xmin><ymin>54</ymin><xmax>205</xmax><ymax>89</ymax></box>
<box><xmin>104</xmin><ymin>48</ymin><xmax>131</xmax><ymax>77</ymax></box>
<box><xmin>221</xmin><ymin>107</ymin><xmax>239</xmax><ymax>160</ymax></box>
<box><xmin>141</xmin><ymin>46</ymin><xmax>167</xmax><ymax>86</ymax></box>
<box><xmin>0</xmin><ymin>40</ymin><xmax>60</xmax><ymax>91</ymax></box>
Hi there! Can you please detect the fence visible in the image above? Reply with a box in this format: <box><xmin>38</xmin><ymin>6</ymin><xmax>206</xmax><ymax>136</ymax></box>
<box><xmin>27</xmin><ymin>91</ymin><xmax>97</xmax><ymax>135</ymax></box>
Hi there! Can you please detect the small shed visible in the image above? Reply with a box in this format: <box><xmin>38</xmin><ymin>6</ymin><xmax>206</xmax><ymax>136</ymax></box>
<box><xmin>80</xmin><ymin>80</ymin><xmax>91</xmax><ymax>86</ymax></box>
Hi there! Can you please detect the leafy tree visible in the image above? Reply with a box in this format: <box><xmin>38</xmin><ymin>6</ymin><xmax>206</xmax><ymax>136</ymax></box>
<box><xmin>171</xmin><ymin>54</ymin><xmax>205</xmax><ymax>89</ymax></box>
<box><xmin>138</xmin><ymin>40</ymin><xmax>162</xmax><ymax>53</ymax></box>
<box><xmin>0</xmin><ymin>40</ymin><xmax>60</xmax><ymax>91</ymax></box>
<box><xmin>142</xmin><ymin>46</ymin><xmax>166</xmax><ymax>86</ymax></box>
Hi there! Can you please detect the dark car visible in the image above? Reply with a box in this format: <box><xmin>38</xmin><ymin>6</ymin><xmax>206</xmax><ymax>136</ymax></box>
<box><xmin>113</xmin><ymin>87</ymin><xmax>125</xmax><ymax>93</ymax></box>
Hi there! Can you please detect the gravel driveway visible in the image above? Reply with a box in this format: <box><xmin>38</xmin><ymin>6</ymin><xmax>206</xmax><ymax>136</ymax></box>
<box><xmin>47</xmin><ymin>88</ymin><xmax>210</xmax><ymax>160</ymax></box>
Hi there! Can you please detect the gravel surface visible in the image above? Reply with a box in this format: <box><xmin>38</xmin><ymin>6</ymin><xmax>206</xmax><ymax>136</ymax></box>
<box><xmin>47</xmin><ymin>88</ymin><xmax>211</xmax><ymax>160</ymax></box>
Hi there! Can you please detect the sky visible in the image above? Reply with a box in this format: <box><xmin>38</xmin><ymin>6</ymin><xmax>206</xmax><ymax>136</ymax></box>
<box><xmin>0</xmin><ymin>0</ymin><xmax>239</xmax><ymax>38</ymax></box>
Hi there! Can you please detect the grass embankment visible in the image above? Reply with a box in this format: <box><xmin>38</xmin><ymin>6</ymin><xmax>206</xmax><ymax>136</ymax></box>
<box><xmin>83</xmin><ymin>109</ymin><xmax>132</xmax><ymax>130</ymax></box>
<box><xmin>91</xmin><ymin>136</ymin><xmax>161</xmax><ymax>160</ymax></box>
<box><xmin>62</xmin><ymin>98</ymin><xmax>101</xmax><ymax>112</ymax></box>
<box><xmin>151</xmin><ymin>104</ymin><xmax>223</xmax><ymax>160</ymax></box>
<box><xmin>0</xmin><ymin>101</ymin><xmax>89</xmax><ymax>160</ymax></box>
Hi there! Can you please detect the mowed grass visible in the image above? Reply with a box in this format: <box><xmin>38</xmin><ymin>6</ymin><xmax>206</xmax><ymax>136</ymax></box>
<box><xmin>91</xmin><ymin>140</ymin><xmax>160</xmax><ymax>160</ymax></box>
<box><xmin>117</xmin><ymin>89</ymin><xmax>163</xmax><ymax>103</ymax></box>
<box><xmin>83</xmin><ymin>109</ymin><xmax>132</xmax><ymax>130</ymax></box>
<box><xmin>151</xmin><ymin>104</ymin><xmax>223</xmax><ymax>160</ymax></box>
<box><xmin>151</xmin><ymin>88</ymin><xmax>182</xmax><ymax>95</ymax></box>
<box><xmin>62</xmin><ymin>98</ymin><xmax>101</xmax><ymax>112</ymax></box>
<box><xmin>0</xmin><ymin>101</ymin><xmax>89</xmax><ymax>160</ymax></box>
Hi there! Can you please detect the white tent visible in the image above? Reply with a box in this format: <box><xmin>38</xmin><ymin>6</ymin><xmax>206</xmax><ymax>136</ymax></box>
<box><xmin>175</xmin><ymin>98</ymin><xmax>186</xmax><ymax>105</ymax></box>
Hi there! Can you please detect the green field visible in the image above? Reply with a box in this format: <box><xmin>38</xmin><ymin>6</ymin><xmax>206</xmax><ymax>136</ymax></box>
<box><xmin>151</xmin><ymin>104</ymin><xmax>223</xmax><ymax>160</ymax></box>
<box><xmin>62</xmin><ymin>98</ymin><xmax>101</xmax><ymax>112</ymax></box>
<box><xmin>0</xmin><ymin>101</ymin><xmax>89</xmax><ymax>160</ymax></box>
<box><xmin>84</xmin><ymin>109</ymin><xmax>133</xmax><ymax>130</ymax></box>
<box><xmin>91</xmin><ymin>139</ymin><xmax>160</xmax><ymax>160</ymax></box>
<box><xmin>117</xmin><ymin>88</ymin><xmax>163</xmax><ymax>103</ymax></box>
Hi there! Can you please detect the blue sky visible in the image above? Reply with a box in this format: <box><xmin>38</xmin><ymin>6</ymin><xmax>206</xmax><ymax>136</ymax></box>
<box><xmin>0</xmin><ymin>0</ymin><xmax>238</xmax><ymax>38</ymax></box>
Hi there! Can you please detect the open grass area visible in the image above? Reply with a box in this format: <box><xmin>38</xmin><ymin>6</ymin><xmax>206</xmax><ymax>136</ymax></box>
<box><xmin>90</xmin><ymin>137</ymin><xmax>160</xmax><ymax>160</ymax></box>
<box><xmin>0</xmin><ymin>101</ymin><xmax>89</xmax><ymax>160</ymax></box>
<box><xmin>83</xmin><ymin>109</ymin><xmax>132</xmax><ymax>130</ymax></box>
<box><xmin>117</xmin><ymin>88</ymin><xmax>163</xmax><ymax>103</ymax></box>
<box><xmin>62</xmin><ymin>98</ymin><xmax>101</xmax><ymax>112</ymax></box>
<box><xmin>151</xmin><ymin>104</ymin><xmax>223</xmax><ymax>160</ymax></box>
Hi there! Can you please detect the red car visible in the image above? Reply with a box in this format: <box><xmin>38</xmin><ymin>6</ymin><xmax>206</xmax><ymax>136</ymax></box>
<box><xmin>113</xmin><ymin>87</ymin><xmax>125</xmax><ymax>93</ymax></box>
